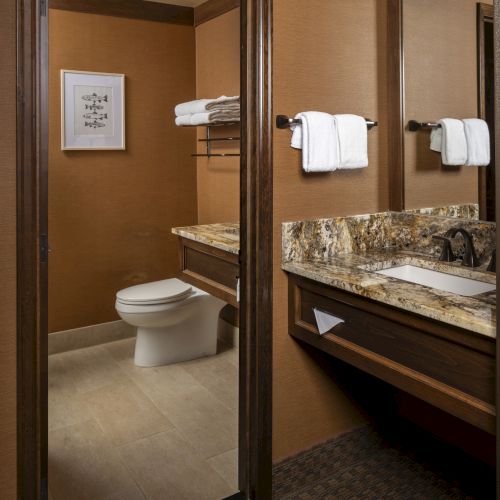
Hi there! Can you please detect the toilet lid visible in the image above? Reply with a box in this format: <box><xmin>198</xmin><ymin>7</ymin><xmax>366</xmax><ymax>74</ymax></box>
<box><xmin>116</xmin><ymin>278</ymin><xmax>193</xmax><ymax>305</ymax></box>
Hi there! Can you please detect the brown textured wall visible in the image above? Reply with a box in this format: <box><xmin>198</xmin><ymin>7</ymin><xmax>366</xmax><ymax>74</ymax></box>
<box><xmin>272</xmin><ymin>0</ymin><xmax>390</xmax><ymax>461</ymax></box>
<box><xmin>195</xmin><ymin>8</ymin><xmax>240</xmax><ymax>224</ymax></box>
<box><xmin>0</xmin><ymin>0</ymin><xmax>17</xmax><ymax>496</ymax></box>
<box><xmin>48</xmin><ymin>10</ymin><xmax>198</xmax><ymax>333</ymax></box>
<box><xmin>403</xmin><ymin>0</ymin><xmax>492</xmax><ymax>209</ymax></box>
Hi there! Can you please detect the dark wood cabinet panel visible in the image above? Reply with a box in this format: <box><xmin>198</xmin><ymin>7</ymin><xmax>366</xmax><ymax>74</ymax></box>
<box><xmin>288</xmin><ymin>274</ymin><xmax>496</xmax><ymax>434</ymax></box>
<box><xmin>178</xmin><ymin>237</ymin><xmax>239</xmax><ymax>308</ymax></box>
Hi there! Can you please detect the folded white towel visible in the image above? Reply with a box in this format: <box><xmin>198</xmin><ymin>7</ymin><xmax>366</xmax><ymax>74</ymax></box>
<box><xmin>335</xmin><ymin>114</ymin><xmax>368</xmax><ymax>169</ymax></box>
<box><xmin>463</xmin><ymin>118</ymin><xmax>490</xmax><ymax>166</ymax></box>
<box><xmin>430</xmin><ymin>119</ymin><xmax>467</xmax><ymax>166</ymax></box>
<box><xmin>175</xmin><ymin>96</ymin><xmax>239</xmax><ymax>117</ymax></box>
<box><xmin>175</xmin><ymin>110</ymin><xmax>240</xmax><ymax>126</ymax></box>
<box><xmin>290</xmin><ymin>112</ymin><xmax>339</xmax><ymax>172</ymax></box>
<box><xmin>175</xmin><ymin>115</ymin><xmax>193</xmax><ymax>126</ymax></box>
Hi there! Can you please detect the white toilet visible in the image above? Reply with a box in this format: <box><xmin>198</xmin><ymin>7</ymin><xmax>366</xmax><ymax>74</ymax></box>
<box><xmin>115</xmin><ymin>278</ymin><xmax>226</xmax><ymax>367</ymax></box>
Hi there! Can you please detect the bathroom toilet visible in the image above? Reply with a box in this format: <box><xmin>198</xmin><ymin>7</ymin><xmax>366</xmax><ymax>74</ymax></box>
<box><xmin>115</xmin><ymin>278</ymin><xmax>226</xmax><ymax>367</ymax></box>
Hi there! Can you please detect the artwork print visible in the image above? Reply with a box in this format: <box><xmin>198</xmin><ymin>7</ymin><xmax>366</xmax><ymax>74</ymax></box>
<box><xmin>61</xmin><ymin>70</ymin><xmax>125</xmax><ymax>150</ymax></box>
<box><xmin>74</xmin><ymin>85</ymin><xmax>114</xmax><ymax>136</ymax></box>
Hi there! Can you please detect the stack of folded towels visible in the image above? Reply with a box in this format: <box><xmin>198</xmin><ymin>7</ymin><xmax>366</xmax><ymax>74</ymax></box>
<box><xmin>175</xmin><ymin>96</ymin><xmax>240</xmax><ymax>126</ymax></box>
<box><xmin>290</xmin><ymin>112</ymin><xmax>369</xmax><ymax>172</ymax></box>
<box><xmin>430</xmin><ymin>118</ymin><xmax>490</xmax><ymax>166</ymax></box>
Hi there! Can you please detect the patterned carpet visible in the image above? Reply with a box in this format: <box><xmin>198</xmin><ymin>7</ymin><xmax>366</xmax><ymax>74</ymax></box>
<box><xmin>272</xmin><ymin>425</ymin><xmax>495</xmax><ymax>499</ymax></box>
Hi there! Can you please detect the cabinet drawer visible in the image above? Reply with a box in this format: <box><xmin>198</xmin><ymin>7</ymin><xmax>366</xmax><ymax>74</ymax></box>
<box><xmin>178</xmin><ymin>238</ymin><xmax>239</xmax><ymax>308</ymax></box>
<box><xmin>289</xmin><ymin>274</ymin><xmax>495</xmax><ymax>433</ymax></box>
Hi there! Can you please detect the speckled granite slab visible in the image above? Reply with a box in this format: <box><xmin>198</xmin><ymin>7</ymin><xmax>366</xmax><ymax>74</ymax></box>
<box><xmin>282</xmin><ymin>212</ymin><xmax>496</xmax><ymax>338</ymax></box>
<box><xmin>405</xmin><ymin>203</ymin><xmax>479</xmax><ymax>220</ymax></box>
<box><xmin>283</xmin><ymin>212</ymin><xmax>495</xmax><ymax>263</ymax></box>
<box><xmin>172</xmin><ymin>223</ymin><xmax>239</xmax><ymax>255</ymax></box>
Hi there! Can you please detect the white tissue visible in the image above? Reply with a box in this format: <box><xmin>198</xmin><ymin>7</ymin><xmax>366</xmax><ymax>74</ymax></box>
<box><xmin>313</xmin><ymin>308</ymin><xmax>345</xmax><ymax>335</ymax></box>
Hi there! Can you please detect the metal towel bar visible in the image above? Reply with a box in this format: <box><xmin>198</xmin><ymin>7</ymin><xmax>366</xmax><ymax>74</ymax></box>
<box><xmin>276</xmin><ymin>114</ymin><xmax>378</xmax><ymax>130</ymax></box>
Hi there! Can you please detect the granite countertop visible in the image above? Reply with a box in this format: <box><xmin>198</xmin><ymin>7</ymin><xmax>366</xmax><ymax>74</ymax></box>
<box><xmin>283</xmin><ymin>250</ymin><xmax>496</xmax><ymax>338</ymax></box>
<box><xmin>172</xmin><ymin>223</ymin><xmax>240</xmax><ymax>255</ymax></box>
<box><xmin>282</xmin><ymin>212</ymin><xmax>496</xmax><ymax>339</ymax></box>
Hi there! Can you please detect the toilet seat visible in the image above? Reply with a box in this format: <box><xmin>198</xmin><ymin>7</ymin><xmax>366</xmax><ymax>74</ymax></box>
<box><xmin>116</xmin><ymin>278</ymin><xmax>193</xmax><ymax>306</ymax></box>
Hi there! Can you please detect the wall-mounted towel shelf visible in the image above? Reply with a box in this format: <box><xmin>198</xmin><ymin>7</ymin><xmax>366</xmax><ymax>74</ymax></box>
<box><xmin>190</xmin><ymin>123</ymin><xmax>241</xmax><ymax>158</ymax></box>
<box><xmin>408</xmin><ymin>120</ymin><xmax>441</xmax><ymax>131</ymax></box>
<box><xmin>276</xmin><ymin>114</ymin><xmax>378</xmax><ymax>130</ymax></box>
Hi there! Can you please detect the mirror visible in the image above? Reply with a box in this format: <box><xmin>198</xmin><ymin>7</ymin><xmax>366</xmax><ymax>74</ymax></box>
<box><xmin>402</xmin><ymin>0</ymin><xmax>495</xmax><ymax>221</ymax></box>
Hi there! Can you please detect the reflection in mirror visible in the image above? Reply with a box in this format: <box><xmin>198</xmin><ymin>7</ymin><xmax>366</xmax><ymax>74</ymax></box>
<box><xmin>402</xmin><ymin>0</ymin><xmax>495</xmax><ymax>221</ymax></box>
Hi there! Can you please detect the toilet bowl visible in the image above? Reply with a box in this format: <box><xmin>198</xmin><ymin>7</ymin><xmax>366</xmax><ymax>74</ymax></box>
<box><xmin>115</xmin><ymin>278</ymin><xmax>225</xmax><ymax>367</ymax></box>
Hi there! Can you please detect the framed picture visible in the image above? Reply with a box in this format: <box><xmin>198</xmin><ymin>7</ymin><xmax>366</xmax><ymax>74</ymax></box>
<box><xmin>61</xmin><ymin>70</ymin><xmax>125</xmax><ymax>150</ymax></box>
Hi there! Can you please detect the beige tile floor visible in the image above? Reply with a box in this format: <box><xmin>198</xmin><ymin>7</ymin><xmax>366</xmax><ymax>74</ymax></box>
<box><xmin>48</xmin><ymin>337</ymin><xmax>238</xmax><ymax>500</ymax></box>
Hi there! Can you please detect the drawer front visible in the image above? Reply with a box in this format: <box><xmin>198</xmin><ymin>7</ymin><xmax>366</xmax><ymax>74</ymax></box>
<box><xmin>184</xmin><ymin>246</ymin><xmax>238</xmax><ymax>290</ymax></box>
<box><xmin>179</xmin><ymin>238</ymin><xmax>239</xmax><ymax>308</ymax></box>
<box><xmin>297</xmin><ymin>287</ymin><xmax>495</xmax><ymax>405</ymax></box>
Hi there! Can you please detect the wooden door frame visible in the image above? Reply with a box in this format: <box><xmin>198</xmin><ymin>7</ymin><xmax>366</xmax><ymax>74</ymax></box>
<box><xmin>478</xmin><ymin>2</ymin><xmax>495</xmax><ymax>221</ymax></box>
<box><xmin>15</xmin><ymin>0</ymin><xmax>273</xmax><ymax>498</ymax></box>
<box><xmin>387</xmin><ymin>0</ymin><xmax>405</xmax><ymax>212</ymax></box>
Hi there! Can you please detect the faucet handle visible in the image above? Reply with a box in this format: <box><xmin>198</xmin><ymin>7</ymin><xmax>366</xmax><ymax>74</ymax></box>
<box><xmin>432</xmin><ymin>235</ymin><xmax>456</xmax><ymax>262</ymax></box>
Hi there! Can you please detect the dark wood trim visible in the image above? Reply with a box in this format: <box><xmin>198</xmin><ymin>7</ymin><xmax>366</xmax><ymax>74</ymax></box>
<box><xmin>16</xmin><ymin>0</ymin><xmax>48</xmax><ymax>498</ymax></box>
<box><xmin>387</xmin><ymin>0</ymin><xmax>405</xmax><ymax>211</ymax></box>
<box><xmin>194</xmin><ymin>0</ymin><xmax>240</xmax><ymax>27</ymax></box>
<box><xmin>239</xmin><ymin>0</ymin><xmax>273</xmax><ymax>497</ymax></box>
<box><xmin>494</xmin><ymin>0</ymin><xmax>500</xmax><ymax>495</ymax></box>
<box><xmin>477</xmin><ymin>3</ymin><xmax>494</xmax><ymax>221</ymax></box>
<box><xmin>48</xmin><ymin>0</ymin><xmax>194</xmax><ymax>25</ymax></box>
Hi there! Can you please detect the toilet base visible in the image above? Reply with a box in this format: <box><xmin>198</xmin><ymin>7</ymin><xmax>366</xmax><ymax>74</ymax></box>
<box><xmin>133</xmin><ymin>296</ymin><xmax>225</xmax><ymax>367</ymax></box>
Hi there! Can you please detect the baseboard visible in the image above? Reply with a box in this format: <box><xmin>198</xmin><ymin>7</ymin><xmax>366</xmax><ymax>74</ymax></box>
<box><xmin>48</xmin><ymin>320</ymin><xmax>135</xmax><ymax>355</ymax></box>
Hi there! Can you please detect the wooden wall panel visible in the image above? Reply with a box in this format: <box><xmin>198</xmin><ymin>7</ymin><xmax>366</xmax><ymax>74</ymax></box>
<box><xmin>403</xmin><ymin>0</ymin><xmax>492</xmax><ymax>209</ymax></box>
<box><xmin>195</xmin><ymin>8</ymin><xmax>240</xmax><ymax>224</ymax></box>
<box><xmin>49</xmin><ymin>10</ymin><xmax>197</xmax><ymax>332</ymax></box>
<box><xmin>0</xmin><ymin>0</ymin><xmax>17</xmax><ymax>496</ymax></box>
<box><xmin>272</xmin><ymin>0</ymin><xmax>390</xmax><ymax>461</ymax></box>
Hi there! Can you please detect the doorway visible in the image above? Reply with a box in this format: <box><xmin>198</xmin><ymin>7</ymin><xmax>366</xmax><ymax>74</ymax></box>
<box><xmin>16</xmin><ymin>0</ymin><xmax>273</xmax><ymax>499</ymax></box>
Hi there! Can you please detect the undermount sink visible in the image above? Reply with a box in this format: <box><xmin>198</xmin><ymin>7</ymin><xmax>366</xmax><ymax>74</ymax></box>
<box><xmin>376</xmin><ymin>264</ymin><xmax>496</xmax><ymax>297</ymax></box>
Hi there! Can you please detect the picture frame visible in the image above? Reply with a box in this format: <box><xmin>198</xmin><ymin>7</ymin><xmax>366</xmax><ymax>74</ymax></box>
<box><xmin>61</xmin><ymin>69</ymin><xmax>125</xmax><ymax>150</ymax></box>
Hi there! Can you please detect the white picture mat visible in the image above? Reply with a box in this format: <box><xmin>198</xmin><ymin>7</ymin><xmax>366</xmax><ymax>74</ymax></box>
<box><xmin>61</xmin><ymin>70</ymin><xmax>125</xmax><ymax>150</ymax></box>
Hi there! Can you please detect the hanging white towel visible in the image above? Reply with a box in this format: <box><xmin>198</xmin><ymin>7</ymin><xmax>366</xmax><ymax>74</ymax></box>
<box><xmin>430</xmin><ymin>128</ymin><xmax>442</xmax><ymax>153</ymax></box>
<box><xmin>335</xmin><ymin>114</ymin><xmax>368</xmax><ymax>169</ymax></box>
<box><xmin>431</xmin><ymin>119</ymin><xmax>467</xmax><ymax>166</ymax></box>
<box><xmin>290</xmin><ymin>112</ymin><xmax>339</xmax><ymax>172</ymax></box>
<box><xmin>463</xmin><ymin>118</ymin><xmax>490</xmax><ymax>166</ymax></box>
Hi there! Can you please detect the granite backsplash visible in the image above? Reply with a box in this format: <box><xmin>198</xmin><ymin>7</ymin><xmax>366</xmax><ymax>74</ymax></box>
<box><xmin>282</xmin><ymin>211</ymin><xmax>496</xmax><ymax>264</ymax></box>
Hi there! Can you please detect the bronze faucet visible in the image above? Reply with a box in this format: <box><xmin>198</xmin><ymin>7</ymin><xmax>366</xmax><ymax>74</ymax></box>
<box><xmin>443</xmin><ymin>228</ymin><xmax>481</xmax><ymax>268</ymax></box>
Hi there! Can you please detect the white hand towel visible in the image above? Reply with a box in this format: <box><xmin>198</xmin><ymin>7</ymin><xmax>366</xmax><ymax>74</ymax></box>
<box><xmin>430</xmin><ymin>128</ymin><xmax>442</xmax><ymax>153</ymax></box>
<box><xmin>435</xmin><ymin>118</ymin><xmax>468</xmax><ymax>166</ymax></box>
<box><xmin>290</xmin><ymin>112</ymin><xmax>339</xmax><ymax>172</ymax></box>
<box><xmin>463</xmin><ymin>118</ymin><xmax>490</xmax><ymax>166</ymax></box>
<box><xmin>175</xmin><ymin>96</ymin><xmax>239</xmax><ymax>117</ymax></box>
<box><xmin>335</xmin><ymin>114</ymin><xmax>368</xmax><ymax>169</ymax></box>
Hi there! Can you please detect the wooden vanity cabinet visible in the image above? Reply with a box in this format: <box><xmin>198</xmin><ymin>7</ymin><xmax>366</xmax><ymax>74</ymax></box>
<box><xmin>288</xmin><ymin>274</ymin><xmax>496</xmax><ymax>434</ymax></box>
<box><xmin>177</xmin><ymin>237</ymin><xmax>239</xmax><ymax>308</ymax></box>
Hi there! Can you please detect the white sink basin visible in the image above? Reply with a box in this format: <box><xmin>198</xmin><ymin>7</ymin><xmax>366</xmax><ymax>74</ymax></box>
<box><xmin>376</xmin><ymin>265</ymin><xmax>496</xmax><ymax>297</ymax></box>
